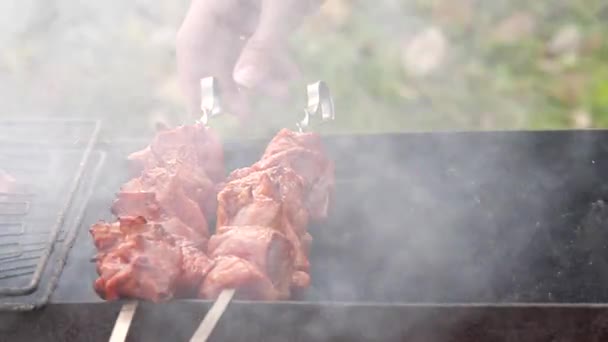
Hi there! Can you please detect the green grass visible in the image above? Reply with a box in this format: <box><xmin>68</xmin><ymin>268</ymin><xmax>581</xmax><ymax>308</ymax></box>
<box><xmin>2</xmin><ymin>1</ymin><xmax>608</xmax><ymax>138</ymax></box>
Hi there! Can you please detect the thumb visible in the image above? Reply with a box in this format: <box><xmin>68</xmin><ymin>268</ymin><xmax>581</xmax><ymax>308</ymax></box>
<box><xmin>233</xmin><ymin>0</ymin><xmax>307</xmax><ymax>97</ymax></box>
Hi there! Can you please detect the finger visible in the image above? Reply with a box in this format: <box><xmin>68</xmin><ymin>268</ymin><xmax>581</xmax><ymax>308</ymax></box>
<box><xmin>233</xmin><ymin>0</ymin><xmax>308</xmax><ymax>94</ymax></box>
<box><xmin>176</xmin><ymin>0</ymin><xmax>253</xmax><ymax>118</ymax></box>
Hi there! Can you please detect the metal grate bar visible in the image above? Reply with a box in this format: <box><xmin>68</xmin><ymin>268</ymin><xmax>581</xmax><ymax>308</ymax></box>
<box><xmin>0</xmin><ymin>223</ymin><xmax>25</xmax><ymax>236</ymax></box>
<box><xmin>0</xmin><ymin>150</ymin><xmax>107</xmax><ymax>311</ymax></box>
<box><xmin>0</xmin><ymin>201</ymin><xmax>30</xmax><ymax>216</ymax></box>
<box><xmin>0</xmin><ymin>242</ymin><xmax>47</xmax><ymax>261</ymax></box>
<box><xmin>0</xmin><ymin>119</ymin><xmax>101</xmax><ymax>297</ymax></box>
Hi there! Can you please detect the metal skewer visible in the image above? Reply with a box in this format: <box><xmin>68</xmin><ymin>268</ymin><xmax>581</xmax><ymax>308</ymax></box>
<box><xmin>189</xmin><ymin>288</ymin><xmax>236</xmax><ymax>342</ymax></box>
<box><xmin>189</xmin><ymin>80</ymin><xmax>335</xmax><ymax>342</ymax></box>
<box><xmin>108</xmin><ymin>301</ymin><xmax>138</xmax><ymax>342</ymax></box>
<box><xmin>190</xmin><ymin>76</ymin><xmax>235</xmax><ymax>342</ymax></box>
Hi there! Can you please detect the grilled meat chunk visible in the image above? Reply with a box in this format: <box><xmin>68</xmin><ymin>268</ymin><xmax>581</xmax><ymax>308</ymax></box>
<box><xmin>118</xmin><ymin>166</ymin><xmax>212</xmax><ymax>237</ymax></box>
<box><xmin>200</xmin><ymin>256</ymin><xmax>281</xmax><ymax>300</ymax></box>
<box><xmin>90</xmin><ymin>217</ymin><xmax>182</xmax><ymax>302</ymax></box>
<box><xmin>127</xmin><ymin>124</ymin><xmax>224</xmax><ymax>184</ymax></box>
<box><xmin>92</xmin><ymin>124</ymin><xmax>225</xmax><ymax>301</ymax></box>
<box><xmin>217</xmin><ymin>166</ymin><xmax>311</xmax><ymax>275</ymax></box>
<box><xmin>205</xmin><ymin>129</ymin><xmax>334</xmax><ymax>298</ymax></box>
<box><xmin>90</xmin><ymin>216</ymin><xmax>213</xmax><ymax>301</ymax></box>
<box><xmin>228</xmin><ymin>129</ymin><xmax>334</xmax><ymax>220</ymax></box>
<box><xmin>205</xmin><ymin>225</ymin><xmax>295</xmax><ymax>299</ymax></box>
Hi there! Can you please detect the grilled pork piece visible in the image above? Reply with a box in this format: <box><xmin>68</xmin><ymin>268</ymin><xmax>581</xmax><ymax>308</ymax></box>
<box><xmin>90</xmin><ymin>216</ymin><xmax>213</xmax><ymax>301</ymax></box>
<box><xmin>117</xmin><ymin>166</ymin><xmax>213</xmax><ymax>238</ymax></box>
<box><xmin>127</xmin><ymin>124</ymin><xmax>224</xmax><ymax>184</ymax></box>
<box><xmin>91</xmin><ymin>216</ymin><xmax>182</xmax><ymax>302</ymax></box>
<box><xmin>91</xmin><ymin>124</ymin><xmax>223</xmax><ymax>301</ymax></box>
<box><xmin>217</xmin><ymin>166</ymin><xmax>311</xmax><ymax>274</ymax></box>
<box><xmin>228</xmin><ymin>129</ymin><xmax>334</xmax><ymax>220</ymax></box>
<box><xmin>205</xmin><ymin>129</ymin><xmax>334</xmax><ymax>299</ymax></box>
<box><xmin>203</xmin><ymin>225</ymin><xmax>295</xmax><ymax>300</ymax></box>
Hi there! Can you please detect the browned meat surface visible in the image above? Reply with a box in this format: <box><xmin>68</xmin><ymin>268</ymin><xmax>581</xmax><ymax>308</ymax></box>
<box><xmin>118</xmin><ymin>167</ymin><xmax>211</xmax><ymax>237</ymax></box>
<box><xmin>217</xmin><ymin>166</ymin><xmax>310</xmax><ymax>274</ymax></box>
<box><xmin>204</xmin><ymin>129</ymin><xmax>334</xmax><ymax>299</ymax></box>
<box><xmin>91</xmin><ymin>126</ymin><xmax>334</xmax><ymax>302</ymax></box>
<box><xmin>200</xmin><ymin>255</ymin><xmax>281</xmax><ymax>300</ymax></box>
<box><xmin>127</xmin><ymin>124</ymin><xmax>224</xmax><ymax>184</ymax></box>
<box><xmin>206</xmin><ymin>225</ymin><xmax>295</xmax><ymax>299</ymax></box>
<box><xmin>228</xmin><ymin>129</ymin><xmax>334</xmax><ymax>220</ymax></box>
<box><xmin>91</xmin><ymin>217</ymin><xmax>182</xmax><ymax>302</ymax></box>
<box><xmin>91</xmin><ymin>124</ymin><xmax>223</xmax><ymax>302</ymax></box>
<box><xmin>91</xmin><ymin>216</ymin><xmax>213</xmax><ymax>301</ymax></box>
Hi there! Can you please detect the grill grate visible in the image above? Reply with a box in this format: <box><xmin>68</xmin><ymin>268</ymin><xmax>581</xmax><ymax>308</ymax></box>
<box><xmin>0</xmin><ymin>119</ymin><xmax>101</xmax><ymax>304</ymax></box>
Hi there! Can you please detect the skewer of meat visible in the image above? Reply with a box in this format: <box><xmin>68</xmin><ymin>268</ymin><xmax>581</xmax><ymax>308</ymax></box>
<box><xmin>189</xmin><ymin>81</ymin><xmax>335</xmax><ymax>341</ymax></box>
<box><xmin>97</xmin><ymin>77</ymin><xmax>225</xmax><ymax>342</ymax></box>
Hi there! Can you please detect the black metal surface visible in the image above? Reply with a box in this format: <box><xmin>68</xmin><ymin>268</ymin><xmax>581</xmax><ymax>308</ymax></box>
<box><xmin>55</xmin><ymin>129</ymin><xmax>608</xmax><ymax>305</ymax></box>
<box><xmin>7</xmin><ymin>129</ymin><xmax>608</xmax><ymax>340</ymax></box>
<box><xmin>3</xmin><ymin>302</ymin><xmax>608</xmax><ymax>341</ymax></box>
<box><xmin>0</xmin><ymin>120</ymin><xmax>103</xmax><ymax>310</ymax></box>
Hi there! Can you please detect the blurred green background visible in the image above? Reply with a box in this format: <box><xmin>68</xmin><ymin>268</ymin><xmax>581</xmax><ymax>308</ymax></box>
<box><xmin>1</xmin><ymin>0</ymin><xmax>607</xmax><ymax>138</ymax></box>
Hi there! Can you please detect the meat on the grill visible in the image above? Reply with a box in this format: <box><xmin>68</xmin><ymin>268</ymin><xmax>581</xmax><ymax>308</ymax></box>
<box><xmin>127</xmin><ymin>124</ymin><xmax>224</xmax><ymax>184</ymax></box>
<box><xmin>91</xmin><ymin>123</ymin><xmax>223</xmax><ymax>301</ymax></box>
<box><xmin>216</xmin><ymin>166</ymin><xmax>311</xmax><ymax>276</ymax></box>
<box><xmin>90</xmin><ymin>216</ymin><xmax>214</xmax><ymax>301</ymax></box>
<box><xmin>115</xmin><ymin>166</ymin><xmax>213</xmax><ymax>237</ymax></box>
<box><xmin>203</xmin><ymin>129</ymin><xmax>334</xmax><ymax>299</ymax></box>
<box><xmin>91</xmin><ymin>216</ymin><xmax>183</xmax><ymax>302</ymax></box>
<box><xmin>91</xmin><ymin>124</ymin><xmax>334</xmax><ymax>302</ymax></box>
<box><xmin>203</xmin><ymin>225</ymin><xmax>295</xmax><ymax>300</ymax></box>
<box><xmin>228</xmin><ymin>129</ymin><xmax>335</xmax><ymax>220</ymax></box>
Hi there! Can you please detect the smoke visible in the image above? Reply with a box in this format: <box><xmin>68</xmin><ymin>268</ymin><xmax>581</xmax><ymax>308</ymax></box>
<box><xmin>2</xmin><ymin>0</ymin><xmax>608</xmax><ymax>340</ymax></box>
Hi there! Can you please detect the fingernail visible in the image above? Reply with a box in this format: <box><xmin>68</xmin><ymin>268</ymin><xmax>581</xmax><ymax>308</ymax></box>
<box><xmin>234</xmin><ymin>66</ymin><xmax>261</xmax><ymax>89</ymax></box>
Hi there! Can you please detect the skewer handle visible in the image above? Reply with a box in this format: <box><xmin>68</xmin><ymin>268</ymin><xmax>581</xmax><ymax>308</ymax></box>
<box><xmin>108</xmin><ymin>301</ymin><xmax>138</xmax><ymax>342</ymax></box>
<box><xmin>190</xmin><ymin>288</ymin><xmax>236</xmax><ymax>342</ymax></box>
<box><xmin>198</xmin><ymin>77</ymin><xmax>222</xmax><ymax>125</ymax></box>
<box><xmin>298</xmin><ymin>81</ymin><xmax>335</xmax><ymax>132</ymax></box>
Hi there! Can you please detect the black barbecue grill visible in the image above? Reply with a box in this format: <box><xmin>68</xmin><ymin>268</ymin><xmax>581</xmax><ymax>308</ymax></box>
<box><xmin>4</xmin><ymin>125</ymin><xmax>608</xmax><ymax>341</ymax></box>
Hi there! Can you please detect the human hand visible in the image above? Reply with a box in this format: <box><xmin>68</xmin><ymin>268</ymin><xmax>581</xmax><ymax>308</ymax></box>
<box><xmin>176</xmin><ymin>0</ymin><xmax>321</xmax><ymax>119</ymax></box>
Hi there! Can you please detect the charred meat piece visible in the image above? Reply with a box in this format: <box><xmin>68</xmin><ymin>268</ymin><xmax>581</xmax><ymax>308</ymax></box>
<box><xmin>228</xmin><ymin>129</ymin><xmax>334</xmax><ymax>220</ymax></box>
<box><xmin>127</xmin><ymin>124</ymin><xmax>224</xmax><ymax>184</ymax></box>
<box><xmin>206</xmin><ymin>225</ymin><xmax>295</xmax><ymax>299</ymax></box>
<box><xmin>91</xmin><ymin>216</ymin><xmax>213</xmax><ymax>301</ymax></box>
<box><xmin>90</xmin><ymin>217</ymin><xmax>182</xmax><ymax>302</ymax></box>
<box><xmin>118</xmin><ymin>167</ymin><xmax>211</xmax><ymax>237</ymax></box>
<box><xmin>176</xmin><ymin>244</ymin><xmax>215</xmax><ymax>297</ymax></box>
<box><xmin>217</xmin><ymin>166</ymin><xmax>311</xmax><ymax>274</ymax></box>
<box><xmin>92</xmin><ymin>124</ymin><xmax>225</xmax><ymax>302</ymax></box>
<box><xmin>206</xmin><ymin>129</ymin><xmax>334</xmax><ymax>298</ymax></box>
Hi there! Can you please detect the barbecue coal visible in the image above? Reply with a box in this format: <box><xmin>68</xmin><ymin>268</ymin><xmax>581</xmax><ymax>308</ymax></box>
<box><xmin>202</xmin><ymin>129</ymin><xmax>334</xmax><ymax>300</ymax></box>
<box><xmin>90</xmin><ymin>124</ymin><xmax>223</xmax><ymax>301</ymax></box>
